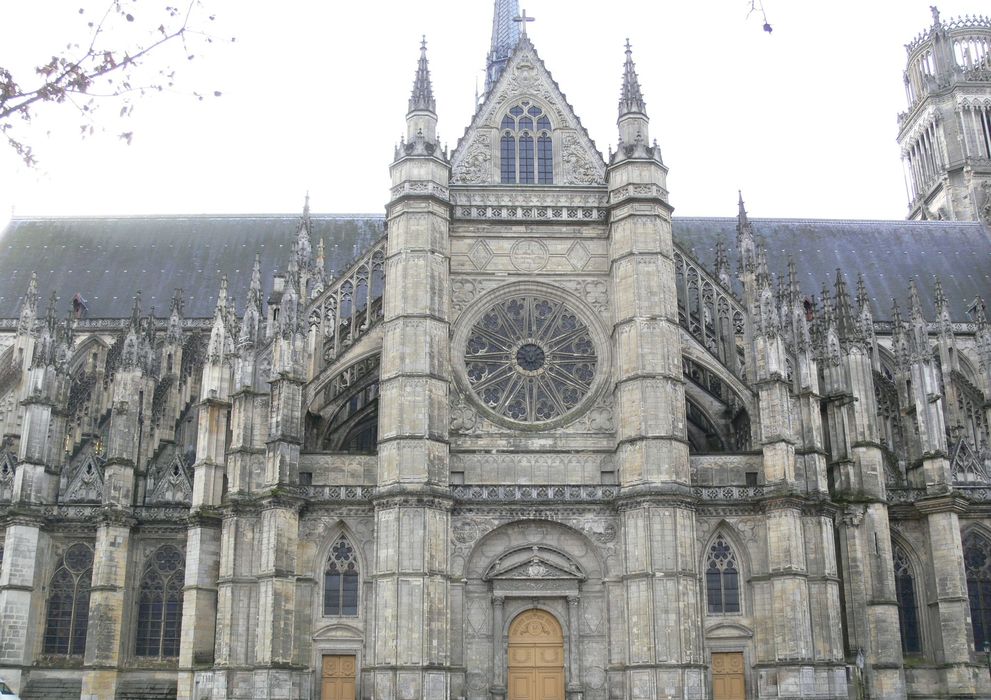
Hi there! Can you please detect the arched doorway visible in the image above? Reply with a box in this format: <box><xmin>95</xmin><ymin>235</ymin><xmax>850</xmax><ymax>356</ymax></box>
<box><xmin>508</xmin><ymin>610</ymin><xmax>565</xmax><ymax>700</ymax></box>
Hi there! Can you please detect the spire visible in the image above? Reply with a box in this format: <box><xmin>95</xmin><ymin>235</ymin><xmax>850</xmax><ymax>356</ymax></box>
<box><xmin>408</xmin><ymin>35</ymin><xmax>436</xmax><ymax>114</ymax></box>
<box><xmin>486</xmin><ymin>0</ymin><xmax>522</xmax><ymax>94</ymax></box>
<box><xmin>619</xmin><ymin>39</ymin><xmax>647</xmax><ymax>116</ymax></box>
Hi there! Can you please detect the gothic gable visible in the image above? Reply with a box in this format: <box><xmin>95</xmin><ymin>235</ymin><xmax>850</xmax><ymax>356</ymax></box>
<box><xmin>62</xmin><ymin>451</ymin><xmax>106</xmax><ymax>504</ymax></box>
<box><xmin>146</xmin><ymin>447</ymin><xmax>193</xmax><ymax>505</ymax></box>
<box><xmin>451</xmin><ymin>37</ymin><xmax>606</xmax><ymax>186</ymax></box>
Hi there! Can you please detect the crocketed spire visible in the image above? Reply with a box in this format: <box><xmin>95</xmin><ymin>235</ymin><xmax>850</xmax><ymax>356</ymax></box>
<box><xmin>485</xmin><ymin>0</ymin><xmax>521</xmax><ymax>94</ymax></box>
<box><xmin>408</xmin><ymin>36</ymin><xmax>436</xmax><ymax>114</ymax></box>
<box><xmin>619</xmin><ymin>39</ymin><xmax>647</xmax><ymax>116</ymax></box>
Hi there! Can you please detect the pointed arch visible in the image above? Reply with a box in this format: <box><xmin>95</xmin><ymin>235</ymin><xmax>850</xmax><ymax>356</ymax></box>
<box><xmin>963</xmin><ymin>528</ymin><xmax>991</xmax><ymax>650</ymax></box>
<box><xmin>703</xmin><ymin>529</ymin><xmax>744</xmax><ymax>615</ymax></box>
<box><xmin>324</xmin><ymin>534</ymin><xmax>360</xmax><ymax>617</ymax></box>
<box><xmin>135</xmin><ymin>544</ymin><xmax>185</xmax><ymax>658</ymax></box>
<box><xmin>42</xmin><ymin>542</ymin><xmax>93</xmax><ymax>656</ymax></box>
<box><xmin>891</xmin><ymin>538</ymin><xmax>923</xmax><ymax>654</ymax></box>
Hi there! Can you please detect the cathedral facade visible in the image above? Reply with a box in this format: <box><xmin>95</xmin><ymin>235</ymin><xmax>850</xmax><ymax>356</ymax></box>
<box><xmin>1</xmin><ymin>4</ymin><xmax>991</xmax><ymax>700</ymax></box>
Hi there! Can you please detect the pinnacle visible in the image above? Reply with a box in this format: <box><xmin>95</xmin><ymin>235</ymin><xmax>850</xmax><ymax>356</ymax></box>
<box><xmin>408</xmin><ymin>35</ymin><xmax>436</xmax><ymax>114</ymax></box>
<box><xmin>891</xmin><ymin>298</ymin><xmax>904</xmax><ymax>329</ymax></box>
<box><xmin>933</xmin><ymin>275</ymin><xmax>948</xmax><ymax>310</ymax></box>
<box><xmin>909</xmin><ymin>278</ymin><xmax>925</xmax><ymax>321</ymax></box>
<box><xmin>856</xmin><ymin>273</ymin><xmax>869</xmax><ymax>311</ymax></box>
<box><xmin>619</xmin><ymin>39</ymin><xmax>647</xmax><ymax>116</ymax></box>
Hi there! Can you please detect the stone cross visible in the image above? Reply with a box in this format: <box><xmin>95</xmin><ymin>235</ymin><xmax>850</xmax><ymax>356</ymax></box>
<box><xmin>514</xmin><ymin>10</ymin><xmax>535</xmax><ymax>36</ymax></box>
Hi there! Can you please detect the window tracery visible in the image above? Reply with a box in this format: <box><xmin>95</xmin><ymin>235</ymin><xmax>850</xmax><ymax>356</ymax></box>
<box><xmin>965</xmin><ymin>530</ymin><xmax>991</xmax><ymax>650</ymax></box>
<box><xmin>324</xmin><ymin>536</ymin><xmax>359</xmax><ymax>617</ymax></box>
<box><xmin>893</xmin><ymin>542</ymin><xmax>922</xmax><ymax>654</ymax></box>
<box><xmin>135</xmin><ymin>545</ymin><xmax>185</xmax><ymax>658</ymax></box>
<box><xmin>463</xmin><ymin>295</ymin><xmax>598</xmax><ymax>425</ymax></box>
<box><xmin>43</xmin><ymin>542</ymin><xmax>93</xmax><ymax>656</ymax></box>
<box><xmin>705</xmin><ymin>535</ymin><xmax>741</xmax><ymax>614</ymax></box>
<box><xmin>500</xmin><ymin>102</ymin><xmax>553</xmax><ymax>184</ymax></box>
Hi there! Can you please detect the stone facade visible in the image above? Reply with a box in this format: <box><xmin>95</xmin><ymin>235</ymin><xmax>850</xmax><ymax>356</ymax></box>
<box><xmin>0</xmin><ymin>4</ymin><xmax>991</xmax><ymax>700</ymax></box>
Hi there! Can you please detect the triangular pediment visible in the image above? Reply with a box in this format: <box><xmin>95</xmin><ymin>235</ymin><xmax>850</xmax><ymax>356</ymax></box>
<box><xmin>484</xmin><ymin>545</ymin><xmax>585</xmax><ymax>581</ymax></box>
<box><xmin>451</xmin><ymin>37</ymin><xmax>606</xmax><ymax>186</ymax></box>
<box><xmin>63</xmin><ymin>451</ymin><xmax>106</xmax><ymax>504</ymax></box>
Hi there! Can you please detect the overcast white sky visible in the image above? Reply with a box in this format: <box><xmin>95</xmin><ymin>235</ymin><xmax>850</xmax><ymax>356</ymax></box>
<box><xmin>0</xmin><ymin>1</ymin><xmax>981</xmax><ymax>227</ymax></box>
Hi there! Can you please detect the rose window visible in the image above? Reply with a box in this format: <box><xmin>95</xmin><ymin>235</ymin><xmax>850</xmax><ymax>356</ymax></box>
<box><xmin>463</xmin><ymin>295</ymin><xmax>598</xmax><ymax>424</ymax></box>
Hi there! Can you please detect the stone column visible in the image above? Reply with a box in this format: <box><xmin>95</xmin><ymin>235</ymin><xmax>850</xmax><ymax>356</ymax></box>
<box><xmin>566</xmin><ymin>596</ymin><xmax>582</xmax><ymax>698</ymax></box>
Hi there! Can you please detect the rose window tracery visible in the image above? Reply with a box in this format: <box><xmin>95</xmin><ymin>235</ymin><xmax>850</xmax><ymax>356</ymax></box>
<box><xmin>462</xmin><ymin>295</ymin><xmax>598</xmax><ymax>425</ymax></box>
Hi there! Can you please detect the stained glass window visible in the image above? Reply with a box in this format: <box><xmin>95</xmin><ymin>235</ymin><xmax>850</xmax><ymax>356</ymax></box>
<box><xmin>43</xmin><ymin>542</ymin><xmax>93</xmax><ymax>655</ymax></box>
<box><xmin>499</xmin><ymin>102</ymin><xmax>552</xmax><ymax>184</ymax></box>
<box><xmin>705</xmin><ymin>536</ymin><xmax>741</xmax><ymax>614</ymax></box>
<box><xmin>324</xmin><ymin>536</ymin><xmax>359</xmax><ymax>617</ymax></box>
<box><xmin>965</xmin><ymin>530</ymin><xmax>991</xmax><ymax>650</ymax></box>
<box><xmin>463</xmin><ymin>296</ymin><xmax>598</xmax><ymax>425</ymax></box>
<box><xmin>893</xmin><ymin>542</ymin><xmax>921</xmax><ymax>654</ymax></box>
<box><xmin>135</xmin><ymin>545</ymin><xmax>184</xmax><ymax>658</ymax></box>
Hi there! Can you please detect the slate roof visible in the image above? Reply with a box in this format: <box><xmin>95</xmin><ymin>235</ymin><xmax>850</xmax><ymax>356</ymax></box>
<box><xmin>672</xmin><ymin>217</ymin><xmax>991</xmax><ymax>321</ymax></box>
<box><xmin>0</xmin><ymin>214</ymin><xmax>987</xmax><ymax>322</ymax></box>
<box><xmin>0</xmin><ymin>215</ymin><xmax>384</xmax><ymax>318</ymax></box>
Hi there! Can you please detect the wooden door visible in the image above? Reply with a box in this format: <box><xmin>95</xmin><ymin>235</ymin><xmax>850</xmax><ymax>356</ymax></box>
<box><xmin>321</xmin><ymin>655</ymin><xmax>356</xmax><ymax>700</ymax></box>
<box><xmin>711</xmin><ymin>652</ymin><xmax>746</xmax><ymax>700</ymax></box>
<box><xmin>507</xmin><ymin>610</ymin><xmax>565</xmax><ymax>700</ymax></box>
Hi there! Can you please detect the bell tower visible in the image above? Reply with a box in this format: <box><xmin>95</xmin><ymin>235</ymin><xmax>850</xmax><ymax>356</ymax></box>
<box><xmin>897</xmin><ymin>6</ymin><xmax>991</xmax><ymax>221</ymax></box>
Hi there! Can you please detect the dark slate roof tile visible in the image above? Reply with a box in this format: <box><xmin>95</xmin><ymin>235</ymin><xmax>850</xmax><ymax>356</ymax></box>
<box><xmin>0</xmin><ymin>214</ymin><xmax>385</xmax><ymax>318</ymax></box>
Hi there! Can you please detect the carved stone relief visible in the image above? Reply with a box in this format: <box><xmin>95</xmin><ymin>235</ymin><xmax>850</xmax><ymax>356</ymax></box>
<box><xmin>452</xmin><ymin>132</ymin><xmax>492</xmax><ymax>184</ymax></box>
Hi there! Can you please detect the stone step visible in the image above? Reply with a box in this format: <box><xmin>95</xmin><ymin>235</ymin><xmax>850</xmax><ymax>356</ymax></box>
<box><xmin>20</xmin><ymin>677</ymin><xmax>83</xmax><ymax>700</ymax></box>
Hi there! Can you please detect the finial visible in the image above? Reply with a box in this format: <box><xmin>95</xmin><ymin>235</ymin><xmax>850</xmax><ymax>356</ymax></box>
<box><xmin>618</xmin><ymin>39</ymin><xmax>647</xmax><ymax>116</ymax></box>
<box><xmin>933</xmin><ymin>275</ymin><xmax>948</xmax><ymax>310</ymax></box>
<box><xmin>130</xmin><ymin>290</ymin><xmax>142</xmax><ymax>329</ymax></box>
<box><xmin>891</xmin><ymin>298</ymin><xmax>904</xmax><ymax>329</ymax></box>
<box><xmin>170</xmin><ymin>288</ymin><xmax>184</xmax><ymax>316</ymax></box>
<box><xmin>787</xmin><ymin>258</ymin><xmax>800</xmax><ymax>299</ymax></box>
<box><xmin>909</xmin><ymin>278</ymin><xmax>925</xmax><ymax>321</ymax></box>
<box><xmin>409</xmin><ymin>35</ymin><xmax>437</xmax><ymax>114</ymax></box>
<box><xmin>856</xmin><ymin>273</ymin><xmax>869</xmax><ymax>310</ymax></box>
<box><xmin>216</xmin><ymin>275</ymin><xmax>228</xmax><ymax>313</ymax></box>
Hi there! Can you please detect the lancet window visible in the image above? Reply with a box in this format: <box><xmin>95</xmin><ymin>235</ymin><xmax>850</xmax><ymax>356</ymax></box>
<box><xmin>705</xmin><ymin>535</ymin><xmax>741</xmax><ymax>614</ymax></box>
<box><xmin>135</xmin><ymin>545</ymin><xmax>185</xmax><ymax>658</ymax></box>
<box><xmin>893</xmin><ymin>542</ymin><xmax>922</xmax><ymax>654</ymax></box>
<box><xmin>42</xmin><ymin>543</ymin><xmax>93</xmax><ymax>656</ymax></box>
<box><xmin>324</xmin><ymin>536</ymin><xmax>360</xmax><ymax>617</ymax></box>
<box><xmin>964</xmin><ymin>530</ymin><xmax>991</xmax><ymax>650</ymax></box>
<box><xmin>500</xmin><ymin>102</ymin><xmax>553</xmax><ymax>184</ymax></box>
